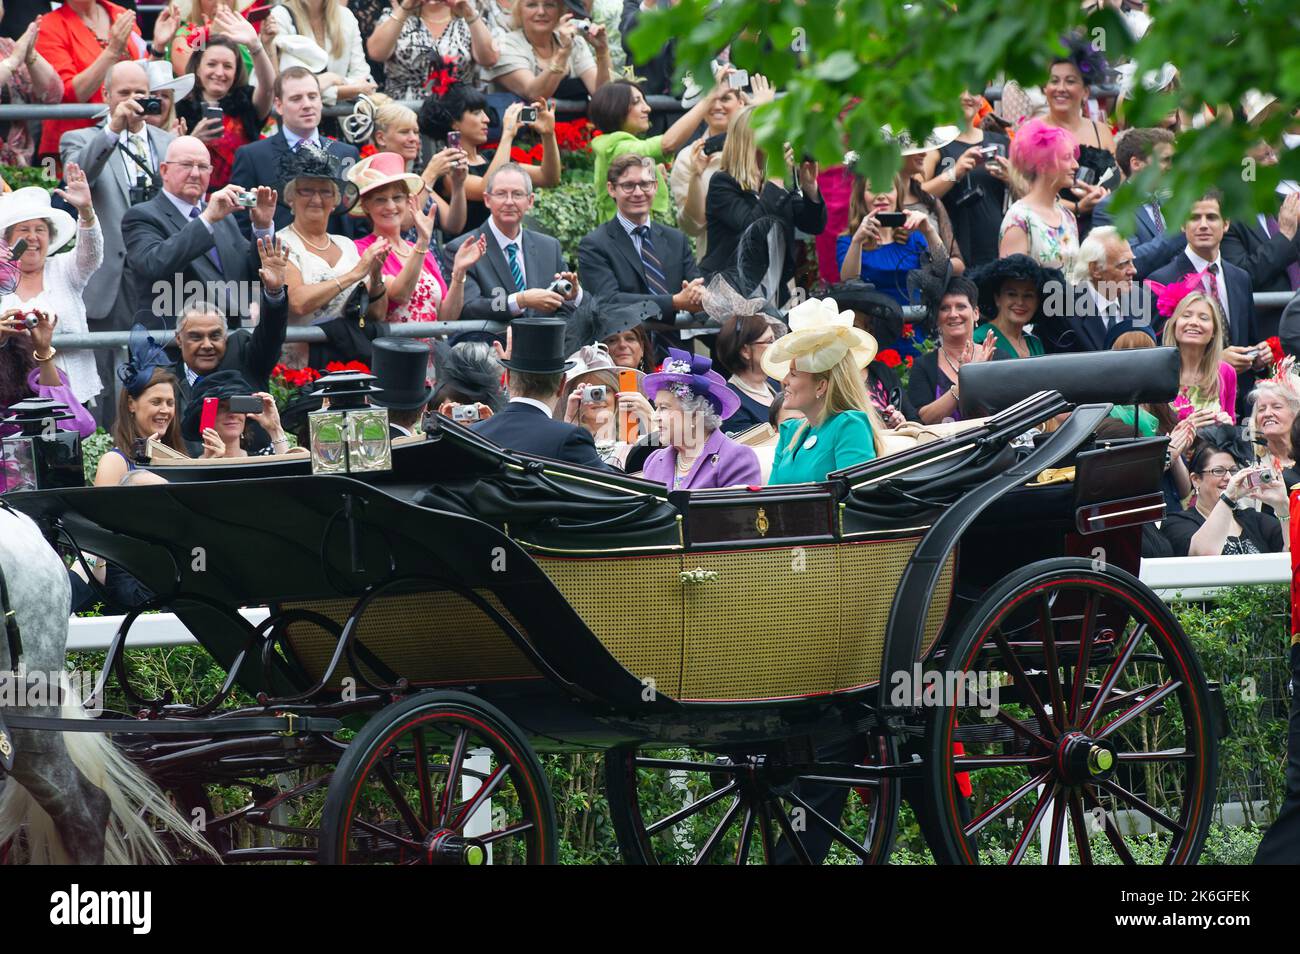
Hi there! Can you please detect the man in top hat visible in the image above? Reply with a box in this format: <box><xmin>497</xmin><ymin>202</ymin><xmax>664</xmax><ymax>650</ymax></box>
<box><xmin>229</xmin><ymin>67</ymin><xmax>361</xmax><ymax>240</ymax></box>
<box><xmin>369</xmin><ymin>338</ymin><xmax>434</xmax><ymax>439</ymax></box>
<box><xmin>471</xmin><ymin>317</ymin><xmax>615</xmax><ymax>471</ymax></box>
<box><xmin>60</xmin><ymin>60</ymin><xmax>180</xmax><ymax>398</ymax></box>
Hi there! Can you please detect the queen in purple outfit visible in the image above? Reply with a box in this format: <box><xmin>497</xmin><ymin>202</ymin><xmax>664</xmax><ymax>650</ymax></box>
<box><xmin>637</xmin><ymin>349</ymin><xmax>762</xmax><ymax>491</ymax></box>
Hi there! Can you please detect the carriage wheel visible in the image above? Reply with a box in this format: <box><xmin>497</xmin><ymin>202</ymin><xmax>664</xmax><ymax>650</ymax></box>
<box><xmin>319</xmin><ymin>691</ymin><xmax>556</xmax><ymax>864</ymax></box>
<box><xmin>924</xmin><ymin>558</ymin><xmax>1217</xmax><ymax>865</ymax></box>
<box><xmin>604</xmin><ymin>732</ymin><xmax>899</xmax><ymax>864</ymax></box>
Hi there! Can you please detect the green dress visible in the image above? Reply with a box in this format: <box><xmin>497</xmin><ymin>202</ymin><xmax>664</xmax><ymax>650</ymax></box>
<box><xmin>768</xmin><ymin>410</ymin><xmax>878</xmax><ymax>485</ymax></box>
<box><xmin>973</xmin><ymin>323</ymin><xmax>1043</xmax><ymax>358</ymax></box>
<box><xmin>1107</xmin><ymin>404</ymin><xmax>1159</xmax><ymax>437</ymax></box>
<box><xmin>591</xmin><ymin>131</ymin><xmax>670</xmax><ymax>222</ymax></box>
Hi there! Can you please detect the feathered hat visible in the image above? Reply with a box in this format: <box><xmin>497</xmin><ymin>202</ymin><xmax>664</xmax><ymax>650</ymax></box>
<box><xmin>1145</xmin><ymin>271</ymin><xmax>1217</xmax><ymax>320</ymax></box>
<box><xmin>643</xmin><ymin>348</ymin><xmax>740</xmax><ymax>420</ymax></box>
<box><xmin>760</xmin><ymin>296</ymin><xmax>878</xmax><ymax>378</ymax></box>
<box><xmin>116</xmin><ymin>323</ymin><xmax>172</xmax><ymax>398</ymax></box>
<box><xmin>1058</xmin><ymin>31</ymin><xmax>1111</xmax><ymax>87</ymax></box>
<box><xmin>278</xmin><ymin>143</ymin><xmax>359</xmax><ymax>212</ymax></box>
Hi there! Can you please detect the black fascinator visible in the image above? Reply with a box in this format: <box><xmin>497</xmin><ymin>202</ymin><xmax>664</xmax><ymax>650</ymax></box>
<box><xmin>279</xmin><ymin>144</ymin><xmax>359</xmax><ymax>214</ymax></box>
<box><xmin>432</xmin><ymin>340</ymin><xmax>506</xmax><ymax>412</ymax></box>
<box><xmin>1058</xmin><ymin>31</ymin><xmax>1111</xmax><ymax>86</ymax></box>
<box><xmin>116</xmin><ymin>323</ymin><xmax>171</xmax><ymax>397</ymax></box>
<box><xmin>1191</xmin><ymin>423</ymin><xmax>1255</xmax><ymax>469</ymax></box>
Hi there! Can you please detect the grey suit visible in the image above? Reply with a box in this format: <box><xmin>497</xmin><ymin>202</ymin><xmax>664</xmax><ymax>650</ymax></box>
<box><xmin>121</xmin><ymin>190</ymin><xmax>264</xmax><ymax>329</ymax></box>
<box><xmin>60</xmin><ymin>121</ymin><xmax>176</xmax><ymax>330</ymax></box>
<box><xmin>443</xmin><ymin>220</ymin><xmax>591</xmax><ymax>325</ymax></box>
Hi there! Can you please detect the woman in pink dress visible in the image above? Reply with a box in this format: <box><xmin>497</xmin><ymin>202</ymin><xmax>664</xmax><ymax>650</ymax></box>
<box><xmin>347</xmin><ymin>151</ymin><xmax>484</xmax><ymax>325</ymax></box>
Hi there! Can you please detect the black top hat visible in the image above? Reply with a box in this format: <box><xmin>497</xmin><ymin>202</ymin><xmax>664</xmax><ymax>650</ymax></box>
<box><xmin>369</xmin><ymin>337</ymin><xmax>434</xmax><ymax>410</ymax></box>
<box><xmin>499</xmin><ymin>317</ymin><xmax>574</xmax><ymax>375</ymax></box>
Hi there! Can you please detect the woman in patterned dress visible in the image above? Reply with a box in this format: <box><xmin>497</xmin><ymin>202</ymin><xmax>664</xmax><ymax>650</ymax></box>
<box><xmin>367</xmin><ymin>0</ymin><xmax>498</xmax><ymax>102</ymax></box>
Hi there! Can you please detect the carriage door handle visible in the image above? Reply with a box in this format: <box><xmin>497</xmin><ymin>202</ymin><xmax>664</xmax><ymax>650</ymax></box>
<box><xmin>681</xmin><ymin>568</ymin><xmax>720</xmax><ymax>585</ymax></box>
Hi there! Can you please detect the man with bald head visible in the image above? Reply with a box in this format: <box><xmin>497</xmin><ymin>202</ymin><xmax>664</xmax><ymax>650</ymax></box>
<box><xmin>121</xmin><ymin>135</ymin><xmax>278</xmax><ymax>330</ymax></box>
<box><xmin>61</xmin><ymin>61</ymin><xmax>178</xmax><ymax>417</ymax></box>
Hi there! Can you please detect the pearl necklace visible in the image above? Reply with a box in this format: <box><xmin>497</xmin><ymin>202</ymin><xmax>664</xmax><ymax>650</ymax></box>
<box><xmin>290</xmin><ymin>224</ymin><xmax>332</xmax><ymax>253</ymax></box>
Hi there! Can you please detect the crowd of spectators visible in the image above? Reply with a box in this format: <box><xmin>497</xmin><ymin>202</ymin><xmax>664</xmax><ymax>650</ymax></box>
<box><xmin>0</xmin><ymin>0</ymin><xmax>1296</xmax><ymax>564</ymax></box>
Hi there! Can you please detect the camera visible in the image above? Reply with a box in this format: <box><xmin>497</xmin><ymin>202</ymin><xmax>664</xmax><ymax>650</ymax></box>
<box><xmin>1075</xmin><ymin>167</ymin><xmax>1098</xmax><ymax>187</ymax></box>
<box><xmin>1243</xmin><ymin>468</ymin><xmax>1275</xmax><ymax>492</ymax></box>
<box><xmin>21</xmin><ymin>311</ymin><xmax>39</xmax><ymax>329</ymax></box>
<box><xmin>548</xmin><ymin>277</ymin><xmax>574</xmax><ymax>296</ymax></box>
<box><xmin>728</xmin><ymin>70</ymin><xmax>750</xmax><ymax>90</ymax></box>
<box><xmin>139</xmin><ymin>96</ymin><xmax>163</xmax><ymax>115</ymax></box>
<box><xmin>518</xmin><ymin>106</ymin><xmax>538</xmax><ymax>124</ymax></box>
<box><xmin>875</xmin><ymin>211</ymin><xmax>907</xmax><ymax>228</ymax></box>
<box><xmin>227</xmin><ymin>395</ymin><xmax>263</xmax><ymax>414</ymax></box>
<box><xmin>235</xmin><ymin>190</ymin><xmax>259</xmax><ymax>208</ymax></box>
<box><xmin>582</xmin><ymin>385</ymin><xmax>608</xmax><ymax>404</ymax></box>
<box><xmin>447</xmin><ymin>130</ymin><xmax>461</xmax><ymax>149</ymax></box>
<box><xmin>451</xmin><ymin>404</ymin><xmax>481</xmax><ymax>423</ymax></box>
<box><xmin>953</xmin><ymin>185</ymin><xmax>986</xmax><ymax>208</ymax></box>
<box><xmin>975</xmin><ymin>144</ymin><xmax>1000</xmax><ymax>163</ymax></box>
<box><xmin>571</xmin><ymin>17</ymin><xmax>593</xmax><ymax>32</ymax></box>
<box><xmin>129</xmin><ymin>183</ymin><xmax>160</xmax><ymax>205</ymax></box>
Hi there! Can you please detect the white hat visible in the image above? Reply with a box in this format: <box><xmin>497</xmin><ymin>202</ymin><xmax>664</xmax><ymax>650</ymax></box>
<box><xmin>144</xmin><ymin>59</ymin><xmax>195</xmax><ymax>101</ymax></box>
<box><xmin>564</xmin><ymin>343</ymin><xmax>644</xmax><ymax>387</ymax></box>
<box><xmin>0</xmin><ymin>187</ymin><xmax>77</xmax><ymax>255</ymax></box>
<box><xmin>761</xmin><ymin>296</ymin><xmax>877</xmax><ymax>377</ymax></box>
<box><xmin>275</xmin><ymin>34</ymin><xmax>329</xmax><ymax>75</ymax></box>
<box><xmin>883</xmin><ymin>124</ymin><xmax>961</xmax><ymax>156</ymax></box>
<box><xmin>1243</xmin><ymin>89</ymin><xmax>1279</xmax><ymax>125</ymax></box>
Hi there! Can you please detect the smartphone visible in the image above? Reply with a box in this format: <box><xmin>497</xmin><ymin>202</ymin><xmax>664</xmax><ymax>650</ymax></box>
<box><xmin>701</xmin><ymin>132</ymin><xmax>726</xmax><ymax>156</ymax></box>
<box><xmin>9</xmin><ymin>238</ymin><xmax>27</xmax><ymax>259</ymax></box>
<box><xmin>1075</xmin><ymin>167</ymin><xmax>1098</xmax><ymax>187</ymax></box>
<box><xmin>228</xmin><ymin>395</ymin><xmax>263</xmax><ymax>413</ymax></box>
<box><xmin>618</xmin><ymin>369</ymin><xmax>639</xmax><ymax>443</ymax></box>
<box><xmin>200</xmin><ymin>397</ymin><xmax>219</xmax><ymax>434</ymax></box>
<box><xmin>875</xmin><ymin>211</ymin><xmax>907</xmax><ymax>228</ymax></box>
<box><xmin>728</xmin><ymin>69</ymin><xmax>750</xmax><ymax>90</ymax></box>
<box><xmin>447</xmin><ymin>130</ymin><xmax>461</xmax><ymax>149</ymax></box>
<box><xmin>245</xmin><ymin>3</ymin><xmax>273</xmax><ymax>24</ymax></box>
<box><xmin>518</xmin><ymin>106</ymin><xmax>538</xmax><ymax>124</ymax></box>
<box><xmin>202</xmin><ymin>104</ymin><xmax>224</xmax><ymax>124</ymax></box>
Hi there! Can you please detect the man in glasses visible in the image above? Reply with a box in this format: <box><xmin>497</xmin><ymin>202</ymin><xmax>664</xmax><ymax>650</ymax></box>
<box><xmin>121</xmin><ymin>135</ymin><xmax>278</xmax><ymax>330</ymax></box>
<box><xmin>443</xmin><ymin>162</ymin><xmax>593</xmax><ymax>338</ymax></box>
<box><xmin>578</xmin><ymin>152</ymin><xmax>705</xmax><ymax>350</ymax></box>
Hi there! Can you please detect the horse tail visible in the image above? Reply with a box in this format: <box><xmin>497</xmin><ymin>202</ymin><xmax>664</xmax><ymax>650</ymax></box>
<box><xmin>0</xmin><ymin>676</ymin><xmax>218</xmax><ymax>864</ymax></box>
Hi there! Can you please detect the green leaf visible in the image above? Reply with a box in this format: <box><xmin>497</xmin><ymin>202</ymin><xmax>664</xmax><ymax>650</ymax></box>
<box><xmin>810</xmin><ymin>50</ymin><xmax>858</xmax><ymax>82</ymax></box>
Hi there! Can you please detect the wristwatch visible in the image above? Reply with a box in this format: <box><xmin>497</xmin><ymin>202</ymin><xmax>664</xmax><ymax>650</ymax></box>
<box><xmin>1220</xmin><ymin>492</ymin><xmax>1239</xmax><ymax>511</ymax></box>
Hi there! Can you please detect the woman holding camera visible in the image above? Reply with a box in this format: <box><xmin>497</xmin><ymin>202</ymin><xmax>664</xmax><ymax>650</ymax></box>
<box><xmin>174</xmin><ymin>9</ymin><xmax>275</xmax><ymax>192</ymax></box>
<box><xmin>837</xmin><ymin>175</ymin><xmax>942</xmax><ymax>306</ymax></box>
<box><xmin>920</xmin><ymin>91</ymin><xmax>1011</xmax><ymax>269</ymax></box>
<box><xmin>182</xmin><ymin>370</ymin><xmax>293</xmax><ymax>459</ymax></box>
<box><xmin>1161</xmin><ymin>435</ymin><xmax>1290</xmax><ymax>557</ymax></box>
<box><xmin>0</xmin><ymin>165</ymin><xmax>103</xmax><ymax>408</ymax></box>
<box><xmin>1250</xmin><ymin>376</ymin><xmax>1300</xmax><ymax>492</ymax></box>
<box><xmin>367</xmin><ymin>0</ymin><xmax>497</xmax><ymax>102</ymax></box>
<box><xmin>481</xmin><ymin>0</ymin><xmax>611</xmax><ymax>105</ymax></box>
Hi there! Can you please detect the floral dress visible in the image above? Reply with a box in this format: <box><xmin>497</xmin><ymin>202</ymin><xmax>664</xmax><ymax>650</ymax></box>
<box><xmin>377</xmin><ymin>12</ymin><xmax>476</xmax><ymax>101</ymax></box>
<box><xmin>999</xmin><ymin>199</ymin><xmax>1079</xmax><ymax>272</ymax></box>
<box><xmin>354</xmin><ymin>233</ymin><xmax>446</xmax><ymax>324</ymax></box>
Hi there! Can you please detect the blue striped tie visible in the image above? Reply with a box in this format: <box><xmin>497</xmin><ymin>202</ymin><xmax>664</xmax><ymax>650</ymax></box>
<box><xmin>190</xmin><ymin>205</ymin><xmax>222</xmax><ymax>271</ymax></box>
<box><xmin>505</xmin><ymin>242</ymin><xmax>525</xmax><ymax>292</ymax></box>
<box><xmin>634</xmin><ymin>225</ymin><xmax>670</xmax><ymax>296</ymax></box>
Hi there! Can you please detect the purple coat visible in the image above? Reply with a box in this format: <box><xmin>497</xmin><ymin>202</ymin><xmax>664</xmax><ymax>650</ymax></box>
<box><xmin>641</xmin><ymin>427</ymin><xmax>762</xmax><ymax>491</ymax></box>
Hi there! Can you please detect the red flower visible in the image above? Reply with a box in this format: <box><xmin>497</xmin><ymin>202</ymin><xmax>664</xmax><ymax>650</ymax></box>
<box><xmin>359</xmin><ymin>144</ymin><xmax>377</xmax><ymax>159</ymax></box>
<box><xmin>902</xmin><ymin>323</ymin><xmax>914</xmax><ymax>339</ymax></box>
<box><xmin>325</xmin><ymin>360</ymin><xmax>371</xmax><ymax>374</ymax></box>
<box><xmin>1268</xmin><ymin>335</ymin><xmax>1284</xmax><ymax>365</ymax></box>
<box><xmin>878</xmin><ymin>349</ymin><xmax>902</xmax><ymax>368</ymax></box>
<box><xmin>509</xmin><ymin>145</ymin><xmax>536</xmax><ymax>165</ymax></box>
<box><xmin>905</xmin><ymin>355</ymin><xmax>914</xmax><ymax>368</ymax></box>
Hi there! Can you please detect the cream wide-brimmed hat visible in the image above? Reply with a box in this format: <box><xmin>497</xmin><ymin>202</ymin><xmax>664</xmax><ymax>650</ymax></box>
<box><xmin>0</xmin><ymin>187</ymin><xmax>77</xmax><ymax>254</ymax></box>
<box><xmin>144</xmin><ymin>59</ymin><xmax>195</xmax><ymax>100</ymax></box>
<box><xmin>345</xmin><ymin>151</ymin><xmax>425</xmax><ymax>217</ymax></box>
<box><xmin>761</xmin><ymin>296</ymin><xmax>878</xmax><ymax>378</ymax></box>
<box><xmin>883</xmin><ymin>124</ymin><xmax>962</xmax><ymax>156</ymax></box>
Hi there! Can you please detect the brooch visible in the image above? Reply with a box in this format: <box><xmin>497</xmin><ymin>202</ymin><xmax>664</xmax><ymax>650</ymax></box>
<box><xmin>803</xmin><ymin>434</ymin><xmax>818</xmax><ymax>450</ymax></box>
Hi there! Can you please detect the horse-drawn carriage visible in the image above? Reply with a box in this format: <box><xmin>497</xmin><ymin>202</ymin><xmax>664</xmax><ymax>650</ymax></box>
<box><xmin>0</xmin><ymin>347</ymin><xmax>1226</xmax><ymax>864</ymax></box>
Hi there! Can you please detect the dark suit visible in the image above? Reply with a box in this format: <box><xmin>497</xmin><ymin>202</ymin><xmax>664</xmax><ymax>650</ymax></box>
<box><xmin>1221</xmin><ymin>214</ymin><xmax>1300</xmax><ymax>323</ymax></box>
<box><xmin>444</xmin><ymin>221</ymin><xmax>592</xmax><ymax>325</ymax></box>
<box><xmin>471</xmin><ymin>401</ymin><xmax>613</xmax><ymax>471</ymax></box>
<box><xmin>228</xmin><ymin>131</ymin><xmax>361</xmax><ymax>239</ymax></box>
<box><xmin>578</xmin><ymin>217</ymin><xmax>701</xmax><ymax>323</ymax></box>
<box><xmin>172</xmin><ymin>287</ymin><xmax>290</xmax><ymax>454</ymax></box>
<box><xmin>1091</xmin><ymin>193</ymin><xmax>1186</xmax><ymax>280</ymax></box>
<box><xmin>1037</xmin><ymin>281</ymin><xmax>1157</xmax><ymax>354</ymax></box>
<box><xmin>620</xmin><ymin>0</ymin><xmax>674</xmax><ymax>95</ymax></box>
<box><xmin>121</xmin><ymin>190</ymin><xmax>266</xmax><ymax>330</ymax></box>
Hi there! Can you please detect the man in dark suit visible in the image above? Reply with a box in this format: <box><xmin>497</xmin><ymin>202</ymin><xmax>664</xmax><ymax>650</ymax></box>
<box><xmin>1091</xmin><ymin>127</ymin><xmax>1185</xmax><ymax>279</ymax></box>
<box><xmin>444</xmin><ymin>163</ymin><xmax>592</xmax><ymax>333</ymax></box>
<box><xmin>472</xmin><ymin>317</ymin><xmax>614</xmax><ymax>471</ymax></box>
<box><xmin>1038</xmin><ymin>226</ymin><xmax>1154</xmax><ymax>353</ymax></box>
<box><xmin>121</xmin><ymin>135</ymin><xmax>276</xmax><ymax>330</ymax></box>
<box><xmin>228</xmin><ymin>67</ymin><xmax>361</xmax><ymax>239</ymax></box>
<box><xmin>1221</xmin><ymin>190</ymin><xmax>1300</xmax><ymax>307</ymax></box>
<box><xmin>1149</xmin><ymin>191</ymin><xmax>1271</xmax><ymax>415</ymax></box>
<box><xmin>620</xmin><ymin>0</ymin><xmax>675</xmax><ymax>96</ymax></box>
<box><xmin>578</xmin><ymin>152</ymin><xmax>705</xmax><ymax>344</ymax></box>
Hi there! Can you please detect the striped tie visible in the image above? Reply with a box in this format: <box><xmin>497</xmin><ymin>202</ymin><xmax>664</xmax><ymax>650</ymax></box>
<box><xmin>505</xmin><ymin>242</ymin><xmax>525</xmax><ymax>292</ymax></box>
<box><xmin>634</xmin><ymin>225</ymin><xmax>671</xmax><ymax>296</ymax></box>
<box><xmin>190</xmin><ymin>205</ymin><xmax>222</xmax><ymax>271</ymax></box>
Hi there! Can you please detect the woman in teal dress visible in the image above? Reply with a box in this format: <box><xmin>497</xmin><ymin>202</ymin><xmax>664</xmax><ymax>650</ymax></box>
<box><xmin>762</xmin><ymin>296</ymin><xmax>888</xmax><ymax>484</ymax></box>
<box><xmin>967</xmin><ymin>254</ymin><xmax>1060</xmax><ymax>359</ymax></box>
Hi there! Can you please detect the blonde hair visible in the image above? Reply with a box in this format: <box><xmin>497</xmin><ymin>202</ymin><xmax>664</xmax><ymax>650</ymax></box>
<box><xmin>719</xmin><ymin>105</ymin><xmax>764</xmax><ymax>194</ymax></box>
<box><xmin>510</xmin><ymin>0</ymin><xmax>558</xmax><ymax>31</ymax></box>
<box><xmin>1160</xmin><ymin>291</ymin><xmax>1226</xmax><ymax>402</ymax></box>
<box><xmin>370</xmin><ymin>94</ymin><xmax>419</xmax><ymax>148</ymax></box>
<box><xmin>783</xmin><ymin>354</ymin><xmax>888</xmax><ymax>459</ymax></box>
<box><xmin>280</xmin><ymin>0</ymin><xmax>346</xmax><ymax>59</ymax></box>
<box><xmin>176</xmin><ymin>0</ymin><xmax>235</xmax><ymax>23</ymax></box>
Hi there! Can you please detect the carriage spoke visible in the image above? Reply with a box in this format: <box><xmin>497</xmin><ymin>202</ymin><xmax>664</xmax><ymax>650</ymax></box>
<box><xmin>755</xmin><ymin>799</ymin><xmax>777</xmax><ymax>863</ymax></box>
<box><xmin>1008</xmin><ymin>783</ymin><xmax>1058</xmax><ymax>865</ymax></box>
<box><xmin>1083</xmin><ymin>786</ymin><xmax>1137</xmax><ymax>864</ymax></box>
<box><xmin>411</xmin><ymin>728</ymin><xmax>434</xmax><ymax>830</ymax></box>
<box><xmin>783</xmin><ymin>790</ymin><xmax>874</xmax><ymax>862</ymax></box>
<box><xmin>965</xmin><ymin>771</ymin><xmax>1051</xmax><ymax>837</ymax></box>
<box><xmin>351</xmin><ymin>816</ymin><xmax>424</xmax><ymax>852</ymax></box>
<box><xmin>770</xmin><ymin>798</ymin><xmax>815</xmax><ymax>864</ymax></box>
<box><xmin>1046</xmin><ymin>785</ymin><xmax>1067</xmax><ymax>864</ymax></box>
<box><xmin>1038</xmin><ymin>594</ymin><xmax>1069</xmax><ymax>729</ymax></box>
<box><xmin>1082</xmin><ymin>622</ymin><xmax>1146</xmax><ymax>732</ymax></box>
<box><xmin>437</xmin><ymin>729</ymin><xmax>469</xmax><ymax>828</ymax></box>
<box><xmin>692</xmin><ymin>797</ymin><xmax>743</xmax><ymax>865</ymax></box>
<box><xmin>991</xmin><ymin>628</ymin><xmax>1059</xmax><ymax>737</ymax></box>
<box><xmin>1095</xmin><ymin>680</ymin><xmax>1181</xmax><ymax>740</ymax></box>
<box><xmin>1068</xmin><ymin>593</ymin><xmax>1098</xmax><ymax>723</ymax></box>
<box><xmin>450</xmin><ymin>763</ymin><xmax>511</xmax><ymax>832</ymax></box>
<box><xmin>1067</xmin><ymin>791</ymin><xmax>1092</xmax><ymax>865</ymax></box>
<box><xmin>734</xmin><ymin>806</ymin><xmax>756</xmax><ymax>865</ymax></box>
<box><xmin>479</xmin><ymin>820</ymin><xmax>534</xmax><ymax>845</ymax></box>
<box><xmin>954</xmin><ymin>753</ymin><xmax>1053</xmax><ymax>770</ymax></box>
<box><xmin>644</xmin><ymin>781</ymin><xmax>738</xmax><ymax>836</ymax></box>
<box><xmin>1115</xmin><ymin>748</ymin><xmax>1196</xmax><ymax>763</ymax></box>
<box><xmin>1097</xmin><ymin>778</ymin><xmax>1186</xmax><ymax>835</ymax></box>
<box><xmin>373</xmin><ymin>761</ymin><xmax>427</xmax><ymax>839</ymax></box>
<box><xmin>994</xmin><ymin>708</ymin><xmax>1052</xmax><ymax>750</ymax></box>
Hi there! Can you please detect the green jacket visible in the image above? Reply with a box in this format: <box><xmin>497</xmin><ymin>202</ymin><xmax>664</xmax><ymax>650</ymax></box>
<box><xmin>769</xmin><ymin>410</ymin><xmax>878</xmax><ymax>485</ymax></box>
<box><xmin>591</xmin><ymin>132</ymin><xmax>670</xmax><ymax>222</ymax></box>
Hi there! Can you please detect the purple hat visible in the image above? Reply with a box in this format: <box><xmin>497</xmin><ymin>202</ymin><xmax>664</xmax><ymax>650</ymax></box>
<box><xmin>642</xmin><ymin>348</ymin><xmax>740</xmax><ymax>420</ymax></box>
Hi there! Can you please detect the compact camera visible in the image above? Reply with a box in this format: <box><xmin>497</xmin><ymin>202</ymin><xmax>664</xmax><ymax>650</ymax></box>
<box><xmin>138</xmin><ymin>96</ymin><xmax>163</xmax><ymax>115</ymax></box>
<box><xmin>548</xmin><ymin>277</ymin><xmax>574</xmax><ymax>296</ymax></box>
<box><xmin>571</xmin><ymin>17</ymin><xmax>593</xmax><ymax>33</ymax></box>
<box><xmin>129</xmin><ymin>183</ymin><xmax>160</xmax><ymax>205</ymax></box>
<box><xmin>452</xmin><ymin>404</ymin><xmax>481</xmax><ymax>423</ymax></box>
<box><xmin>20</xmin><ymin>311</ymin><xmax>40</xmax><ymax>329</ymax></box>
<box><xmin>235</xmin><ymin>190</ymin><xmax>259</xmax><ymax>208</ymax></box>
<box><xmin>582</xmin><ymin>385</ymin><xmax>608</xmax><ymax>403</ymax></box>
<box><xmin>1243</xmin><ymin>468</ymin><xmax>1276</xmax><ymax>492</ymax></box>
<box><xmin>518</xmin><ymin>106</ymin><xmax>538</xmax><ymax>124</ymax></box>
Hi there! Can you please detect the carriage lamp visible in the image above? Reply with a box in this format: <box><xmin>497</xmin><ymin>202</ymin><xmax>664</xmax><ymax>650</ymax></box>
<box><xmin>308</xmin><ymin>371</ymin><xmax>391</xmax><ymax>475</ymax></box>
<box><xmin>1</xmin><ymin>398</ymin><xmax>83</xmax><ymax>491</ymax></box>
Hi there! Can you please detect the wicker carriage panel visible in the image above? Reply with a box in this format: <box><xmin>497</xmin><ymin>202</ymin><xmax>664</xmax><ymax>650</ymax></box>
<box><xmin>835</xmin><ymin>539</ymin><xmax>956</xmax><ymax>689</ymax></box>
<box><xmin>280</xmin><ymin>590</ymin><xmax>539</xmax><ymax>690</ymax></box>
<box><xmin>535</xmin><ymin>555</ymin><xmax>685</xmax><ymax>698</ymax></box>
<box><xmin>680</xmin><ymin>546</ymin><xmax>840</xmax><ymax>702</ymax></box>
